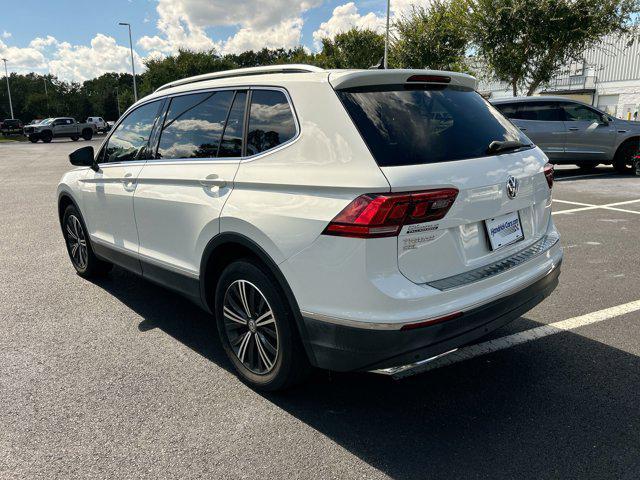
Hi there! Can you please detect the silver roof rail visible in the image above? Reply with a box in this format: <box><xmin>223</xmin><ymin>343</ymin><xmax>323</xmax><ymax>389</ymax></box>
<box><xmin>155</xmin><ymin>64</ymin><xmax>325</xmax><ymax>92</ymax></box>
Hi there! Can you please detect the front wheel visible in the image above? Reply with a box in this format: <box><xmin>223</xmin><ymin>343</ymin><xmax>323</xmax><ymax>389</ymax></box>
<box><xmin>215</xmin><ymin>260</ymin><xmax>310</xmax><ymax>391</ymax></box>
<box><xmin>82</xmin><ymin>129</ymin><xmax>93</xmax><ymax>141</ymax></box>
<box><xmin>70</xmin><ymin>135</ymin><xmax>79</xmax><ymax>141</ymax></box>
<box><xmin>41</xmin><ymin>131</ymin><xmax>52</xmax><ymax>143</ymax></box>
<box><xmin>614</xmin><ymin>141</ymin><xmax>637</xmax><ymax>173</ymax></box>
<box><xmin>62</xmin><ymin>205</ymin><xmax>112</xmax><ymax>278</ymax></box>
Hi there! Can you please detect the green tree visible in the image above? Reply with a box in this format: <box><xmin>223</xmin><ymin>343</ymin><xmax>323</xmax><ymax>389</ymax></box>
<box><xmin>468</xmin><ymin>0</ymin><xmax>640</xmax><ymax>96</ymax></box>
<box><xmin>316</xmin><ymin>28</ymin><xmax>385</xmax><ymax>69</ymax></box>
<box><xmin>391</xmin><ymin>0</ymin><xmax>471</xmax><ymax>71</ymax></box>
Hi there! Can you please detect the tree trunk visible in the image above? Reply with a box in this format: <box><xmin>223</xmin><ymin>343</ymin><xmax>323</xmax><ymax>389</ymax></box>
<box><xmin>526</xmin><ymin>80</ymin><xmax>540</xmax><ymax>96</ymax></box>
<box><xmin>511</xmin><ymin>79</ymin><xmax>517</xmax><ymax>97</ymax></box>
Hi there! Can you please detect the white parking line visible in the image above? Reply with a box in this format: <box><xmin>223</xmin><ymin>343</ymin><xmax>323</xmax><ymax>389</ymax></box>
<box><xmin>395</xmin><ymin>299</ymin><xmax>640</xmax><ymax>378</ymax></box>
<box><xmin>552</xmin><ymin>198</ymin><xmax>640</xmax><ymax>216</ymax></box>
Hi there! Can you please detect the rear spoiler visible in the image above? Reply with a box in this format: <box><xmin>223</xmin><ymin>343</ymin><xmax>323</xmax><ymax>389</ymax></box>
<box><xmin>328</xmin><ymin>69</ymin><xmax>477</xmax><ymax>91</ymax></box>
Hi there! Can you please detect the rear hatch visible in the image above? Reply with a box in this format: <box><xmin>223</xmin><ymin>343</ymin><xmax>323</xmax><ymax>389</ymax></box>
<box><xmin>330</xmin><ymin>71</ymin><xmax>553</xmax><ymax>284</ymax></box>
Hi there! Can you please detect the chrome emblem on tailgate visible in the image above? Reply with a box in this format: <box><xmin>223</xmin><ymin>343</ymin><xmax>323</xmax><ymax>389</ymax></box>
<box><xmin>506</xmin><ymin>176</ymin><xmax>519</xmax><ymax>199</ymax></box>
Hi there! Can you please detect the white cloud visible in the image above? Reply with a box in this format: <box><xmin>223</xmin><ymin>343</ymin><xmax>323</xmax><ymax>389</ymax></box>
<box><xmin>221</xmin><ymin>18</ymin><xmax>304</xmax><ymax>54</ymax></box>
<box><xmin>312</xmin><ymin>2</ymin><xmax>386</xmax><ymax>47</ymax></box>
<box><xmin>2</xmin><ymin>31</ymin><xmax>11</xmax><ymax>39</ymax></box>
<box><xmin>29</xmin><ymin>35</ymin><xmax>58</xmax><ymax>50</ymax></box>
<box><xmin>138</xmin><ymin>0</ymin><xmax>319</xmax><ymax>56</ymax></box>
<box><xmin>48</xmin><ymin>34</ymin><xmax>145</xmax><ymax>82</ymax></box>
<box><xmin>0</xmin><ymin>39</ymin><xmax>47</xmax><ymax>70</ymax></box>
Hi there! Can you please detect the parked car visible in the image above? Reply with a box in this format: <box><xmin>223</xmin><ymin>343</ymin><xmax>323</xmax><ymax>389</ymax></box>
<box><xmin>57</xmin><ymin>65</ymin><xmax>562</xmax><ymax>390</ymax></box>
<box><xmin>25</xmin><ymin>117</ymin><xmax>95</xmax><ymax>143</ymax></box>
<box><xmin>1</xmin><ymin>118</ymin><xmax>24</xmax><ymax>136</ymax></box>
<box><xmin>86</xmin><ymin>116</ymin><xmax>110</xmax><ymax>133</ymax></box>
<box><xmin>491</xmin><ymin>96</ymin><xmax>640</xmax><ymax>172</ymax></box>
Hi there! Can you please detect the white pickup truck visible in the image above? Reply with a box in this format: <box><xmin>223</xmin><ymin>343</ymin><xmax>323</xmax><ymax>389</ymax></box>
<box><xmin>86</xmin><ymin>116</ymin><xmax>110</xmax><ymax>133</ymax></box>
<box><xmin>24</xmin><ymin>117</ymin><xmax>96</xmax><ymax>143</ymax></box>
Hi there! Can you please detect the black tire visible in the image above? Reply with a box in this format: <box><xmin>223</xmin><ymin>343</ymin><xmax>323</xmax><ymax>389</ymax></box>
<box><xmin>29</xmin><ymin>135</ymin><xmax>39</xmax><ymax>143</ymax></box>
<box><xmin>71</xmin><ymin>135</ymin><xmax>79</xmax><ymax>141</ymax></box>
<box><xmin>613</xmin><ymin>140</ymin><xmax>638</xmax><ymax>173</ymax></box>
<box><xmin>215</xmin><ymin>259</ymin><xmax>310</xmax><ymax>391</ymax></box>
<box><xmin>62</xmin><ymin>205</ymin><xmax>113</xmax><ymax>278</ymax></box>
<box><xmin>41</xmin><ymin>131</ymin><xmax>53</xmax><ymax>143</ymax></box>
<box><xmin>82</xmin><ymin>129</ymin><xmax>93</xmax><ymax>141</ymax></box>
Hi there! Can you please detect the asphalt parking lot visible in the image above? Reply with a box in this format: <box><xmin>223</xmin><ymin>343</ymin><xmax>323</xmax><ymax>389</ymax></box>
<box><xmin>1</xmin><ymin>139</ymin><xmax>640</xmax><ymax>479</ymax></box>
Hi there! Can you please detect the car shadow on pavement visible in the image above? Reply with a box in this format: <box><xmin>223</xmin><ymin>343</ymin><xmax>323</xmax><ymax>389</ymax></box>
<box><xmin>91</xmin><ymin>267</ymin><xmax>640</xmax><ymax>480</ymax></box>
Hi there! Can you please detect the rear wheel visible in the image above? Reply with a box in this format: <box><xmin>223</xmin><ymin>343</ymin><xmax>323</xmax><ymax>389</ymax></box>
<box><xmin>614</xmin><ymin>140</ymin><xmax>638</xmax><ymax>173</ymax></box>
<box><xmin>82</xmin><ymin>129</ymin><xmax>93</xmax><ymax>141</ymax></box>
<box><xmin>215</xmin><ymin>260</ymin><xmax>310</xmax><ymax>391</ymax></box>
<box><xmin>62</xmin><ymin>205</ymin><xmax>112</xmax><ymax>278</ymax></box>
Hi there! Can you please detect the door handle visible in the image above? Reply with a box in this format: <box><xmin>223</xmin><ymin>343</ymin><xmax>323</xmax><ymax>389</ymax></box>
<box><xmin>568</xmin><ymin>127</ymin><xmax>579</xmax><ymax>131</ymax></box>
<box><xmin>200</xmin><ymin>174</ymin><xmax>227</xmax><ymax>188</ymax></box>
<box><xmin>122</xmin><ymin>172</ymin><xmax>136</xmax><ymax>187</ymax></box>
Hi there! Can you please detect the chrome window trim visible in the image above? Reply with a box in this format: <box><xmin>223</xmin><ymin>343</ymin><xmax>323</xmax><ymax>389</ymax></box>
<box><xmin>98</xmin><ymin>85</ymin><xmax>300</xmax><ymax>168</ymax></box>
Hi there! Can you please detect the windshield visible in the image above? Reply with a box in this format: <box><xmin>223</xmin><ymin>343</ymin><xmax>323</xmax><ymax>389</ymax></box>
<box><xmin>40</xmin><ymin>118</ymin><xmax>54</xmax><ymax>125</ymax></box>
<box><xmin>336</xmin><ymin>84</ymin><xmax>531</xmax><ymax>167</ymax></box>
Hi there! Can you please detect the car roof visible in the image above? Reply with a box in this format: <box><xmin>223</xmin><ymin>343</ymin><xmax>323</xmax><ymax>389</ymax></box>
<box><xmin>140</xmin><ymin>64</ymin><xmax>477</xmax><ymax>105</ymax></box>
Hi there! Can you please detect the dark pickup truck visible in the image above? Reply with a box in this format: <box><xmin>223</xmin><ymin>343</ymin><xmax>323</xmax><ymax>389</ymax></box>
<box><xmin>1</xmin><ymin>119</ymin><xmax>24</xmax><ymax>136</ymax></box>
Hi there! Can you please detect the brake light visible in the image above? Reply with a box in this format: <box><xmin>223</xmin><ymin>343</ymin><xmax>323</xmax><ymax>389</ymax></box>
<box><xmin>323</xmin><ymin>189</ymin><xmax>458</xmax><ymax>238</ymax></box>
<box><xmin>406</xmin><ymin>74</ymin><xmax>451</xmax><ymax>84</ymax></box>
<box><xmin>544</xmin><ymin>162</ymin><xmax>554</xmax><ymax>189</ymax></box>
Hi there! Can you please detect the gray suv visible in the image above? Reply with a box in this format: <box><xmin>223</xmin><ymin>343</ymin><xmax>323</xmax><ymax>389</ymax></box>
<box><xmin>492</xmin><ymin>96</ymin><xmax>640</xmax><ymax>172</ymax></box>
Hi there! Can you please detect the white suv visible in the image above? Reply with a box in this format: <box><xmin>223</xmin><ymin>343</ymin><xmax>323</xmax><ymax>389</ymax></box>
<box><xmin>57</xmin><ymin>65</ymin><xmax>562</xmax><ymax>390</ymax></box>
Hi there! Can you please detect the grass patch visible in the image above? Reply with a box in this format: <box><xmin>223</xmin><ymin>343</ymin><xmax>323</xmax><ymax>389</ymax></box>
<box><xmin>0</xmin><ymin>135</ymin><xmax>28</xmax><ymax>143</ymax></box>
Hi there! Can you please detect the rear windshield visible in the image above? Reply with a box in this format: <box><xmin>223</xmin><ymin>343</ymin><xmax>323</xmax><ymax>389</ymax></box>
<box><xmin>336</xmin><ymin>85</ymin><xmax>530</xmax><ymax>167</ymax></box>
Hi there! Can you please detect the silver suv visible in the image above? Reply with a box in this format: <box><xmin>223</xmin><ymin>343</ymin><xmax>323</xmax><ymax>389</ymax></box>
<box><xmin>492</xmin><ymin>96</ymin><xmax>640</xmax><ymax>172</ymax></box>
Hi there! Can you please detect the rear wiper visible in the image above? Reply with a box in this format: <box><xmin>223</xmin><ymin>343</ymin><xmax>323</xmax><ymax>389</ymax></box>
<box><xmin>487</xmin><ymin>140</ymin><xmax>530</xmax><ymax>154</ymax></box>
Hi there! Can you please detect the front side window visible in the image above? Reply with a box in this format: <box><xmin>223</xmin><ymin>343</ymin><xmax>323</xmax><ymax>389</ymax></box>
<box><xmin>494</xmin><ymin>103</ymin><xmax>518</xmax><ymax>119</ymax></box>
<box><xmin>561</xmin><ymin>103</ymin><xmax>602</xmax><ymax>122</ymax></box>
<box><xmin>337</xmin><ymin>84</ymin><xmax>529</xmax><ymax>167</ymax></box>
<box><xmin>515</xmin><ymin>102</ymin><xmax>563</xmax><ymax>121</ymax></box>
<box><xmin>102</xmin><ymin>100</ymin><xmax>161</xmax><ymax>163</ymax></box>
<box><xmin>246</xmin><ymin>90</ymin><xmax>296</xmax><ymax>156</ymax></box>
<box><xmin>157</xmin><ymin>90</ymin><xmax>234</xmax><ymax>159</ymax></box>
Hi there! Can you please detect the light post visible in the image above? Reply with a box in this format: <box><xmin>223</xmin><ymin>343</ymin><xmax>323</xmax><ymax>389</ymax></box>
<box><xmin>43</xmin><ymin>76</ymin><xmax>49</xmax><ymax>115</ymax></box>
<box><xmin>118</xmin><ymin>22</ymin><xmax>138</xmax><ymax>102</ymax></box>
<box><xmin>383</xmin><ymin>0</ymin><xmax>390</xmax><ymax>69</ymax></box>
<box><xmin>115</xmin><ymin>87</ymin><xmax>121</xmax><ymax>118</ymax></box>
<box><xmin>2</xmin><ymin>58</ymin><xmax>14</xmax><ymax>119</ymax></box>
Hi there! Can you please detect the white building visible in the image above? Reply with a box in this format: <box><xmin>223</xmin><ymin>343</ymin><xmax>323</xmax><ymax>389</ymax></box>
<box><xmin>479</xmin><ymin>34</ymin><xmax>640</xmax><ymax>120</ymax></box>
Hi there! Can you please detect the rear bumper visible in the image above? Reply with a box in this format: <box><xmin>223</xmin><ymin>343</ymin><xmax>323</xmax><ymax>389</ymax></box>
<box><xmin>301</xmin><ymin>261</ymin><xmax>560</xmax><ymax>371</ymax></box>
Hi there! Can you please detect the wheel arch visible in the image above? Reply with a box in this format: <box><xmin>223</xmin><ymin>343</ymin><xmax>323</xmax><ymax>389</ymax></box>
<box><xmin>57</xmin><ymin>190</ymin><xmax>82</xmax><ymax>227</ymax></box>
<box><xmin>199</xmin><ymin>232</ymin><xmax>317</xmax><ymax>365</ymax></box>
<box><xmin>615</xmin><ymin>136</ymin><xmax>640</xmax><ymax>158</ymax></box>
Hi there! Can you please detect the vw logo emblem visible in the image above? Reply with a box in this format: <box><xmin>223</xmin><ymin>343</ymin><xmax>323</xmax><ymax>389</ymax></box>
<box><xmin>506</xmin><ymin>176</ymin><xmax>519</xmax><ymax>199</ymax></box>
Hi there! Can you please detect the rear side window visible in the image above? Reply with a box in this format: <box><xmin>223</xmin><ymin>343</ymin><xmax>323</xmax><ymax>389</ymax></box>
<box><xmin>246</xmin><ymin>90</ymin><xmax>296</xmax><ymax>156</ymax></box>
<box><xmin>337</xmin><ymin>85</ymin><xmax>529</xmax><ymax>167</ymax></box>
<box><xmin>158</xmin><ymin>90</ymin><xmax>234</xmax><ymax>159</ymax></box>
<box><xmin>218</xmin><ymin>91</ymin><xmax>247</xmax><ymax>157</ymax></box>
<box><xmin>102</xmin><ymin>100</ymin><xmax>162</xmax><ymax>163</ymax></box>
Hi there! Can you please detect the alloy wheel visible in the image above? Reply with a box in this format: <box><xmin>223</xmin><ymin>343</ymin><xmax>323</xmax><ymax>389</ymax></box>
<box><xmin>66</xmin><ymin>215</ymin><xmax>88</xmax><ymax>270</ymax></box>
<box><xmin>222</xmin><ymin>280</ymin><xmax>279</xmax><ymax>375</ymax></box>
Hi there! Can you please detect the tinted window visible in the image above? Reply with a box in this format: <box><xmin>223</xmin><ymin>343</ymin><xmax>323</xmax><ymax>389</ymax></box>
<box><xmin>158</xmin><ymin>91</ymin><xmax>234</xmax><ymax>159</ymax></box>
<box><xmin>103</xmin><ymin>101</ymin><xmax>161</xmax><ymax>163</ymax></box>
<box><xmin>337</xmin><ymin>85</ymin><xmax>529</xmax><ymax>167</ymax></box>
<box><xmin>495</xmin><ymin>103</ymin><xmax>518</xmax><ymax>119</ymax></box>
<box><xmin>218</xmin><ymin>91</ymin><xmax>246</xmax><ymax>157</ymax></box>
<box><xmin>246</xmin><ymin>90</ymin><xmax>296</xmax><ymax>156</ymax></box>
<box><xmin>515</xmin><ymin>102</ymin><xmax>563</xmax><ymax>121</ymax></box>
<box><xmin>561</xmin><ymin>103</ymin><xmax>602</xmax><ymax>122</ymax></box>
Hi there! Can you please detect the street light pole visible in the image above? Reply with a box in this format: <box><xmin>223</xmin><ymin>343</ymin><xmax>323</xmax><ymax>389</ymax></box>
<box><xmin>119</xmin><ymin>22</ymin><xmax>138</xmax><ymax>102</ymax></box>
<box><xmin>384</xmin><ymin>0</ymin><xmax>390</xmax><ymax>69</ymax></box>
<box><xmin>2</xmin><ymin>58</ymin><xmax>14</xmax><ymax>119</ymax></box>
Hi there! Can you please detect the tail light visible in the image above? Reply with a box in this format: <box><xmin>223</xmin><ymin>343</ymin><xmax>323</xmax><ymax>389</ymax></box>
<box><xmin>323</xmin><ymin>188</ymin><xmax>458</xmax><ymax>239</ymax></box>
<box><xmin>544</xmin><ymin>162</ymin><xmax>554</xmax><ymax>189</ymax></box>
<box><xmin>406</xmin><ymin>74</ymin><xmax>451</xmax><ymax>84</ymax></box>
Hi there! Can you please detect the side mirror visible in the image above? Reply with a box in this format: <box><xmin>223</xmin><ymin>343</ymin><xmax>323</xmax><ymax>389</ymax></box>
<box><xmin>69</xmin><ymin>146</ymin><xmax>98</xmax><ymax>171</ymax></box>
<box><xmin>599</xmin><ymin>114</ymin><xmax>610</xmax><ymax>126</ymax></box>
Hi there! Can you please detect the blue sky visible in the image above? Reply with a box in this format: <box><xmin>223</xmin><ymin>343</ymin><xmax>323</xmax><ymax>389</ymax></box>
<box><xmin>0</xmin><ymin>0</ymin><xmax>411</xmax><ymax>81</ymax></box>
